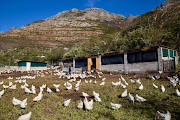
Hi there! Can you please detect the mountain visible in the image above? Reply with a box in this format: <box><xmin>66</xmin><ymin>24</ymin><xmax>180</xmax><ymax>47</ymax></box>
<box><xmin>127</xmin><ymin>0</ymin><xmax>180</xmax><ymax>49</ymax></box>
<box><xmin>0</xmin><ymin>0</ymin><xmax>179</xmax><ymax>66</ymax></box>
<box><xmin>155</xmin><ymin>0</ymin><xmax>179</xmax><ymax>10</ymax></box>
<box><xmin>63</xmin><ymin>0</ymin><xmax>180</xmax><ymax>58</ymax></box>
<box><xmin>0</xmin><ymin>8</ymin><xmax>130</xmax><ymax>49</ymax></box>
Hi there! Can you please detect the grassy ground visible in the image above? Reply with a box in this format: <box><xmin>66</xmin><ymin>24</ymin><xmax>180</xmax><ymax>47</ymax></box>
<box><xmin>0</xmin><ymin>71</ymin><xmax>179</xmax><ymax>120</ymax></box>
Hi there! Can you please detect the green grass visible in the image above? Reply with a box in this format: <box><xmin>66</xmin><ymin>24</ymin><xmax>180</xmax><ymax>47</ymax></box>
<box><xmin>0</xmin><ymin>72</ymin><xmax>179</xmax><ymax>120</ymax></box>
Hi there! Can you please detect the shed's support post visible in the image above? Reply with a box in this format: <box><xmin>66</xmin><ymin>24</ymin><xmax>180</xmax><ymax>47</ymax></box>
<box><xmin>98</xmin><ymin>55</ymin><xmax>101</xmax><ymax>71</ymax></box>
<box><xmin>73</xmin><ymin>58</ymin><xmax>75</xmax><ymax>72</ymax></box>
<box><xmin>157</xmin><ymin>47</ymin><xmax>163</xmax><ymax>72</ymax></box>
<box><xmin>124</xmin><ymin>52</ymin><xmax>128</xmax><ymax>74</ymax></box>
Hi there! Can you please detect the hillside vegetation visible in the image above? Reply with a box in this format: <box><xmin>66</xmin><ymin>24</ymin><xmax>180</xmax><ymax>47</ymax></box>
<box><xmin>0</xmin><ymin>0</ymin><xmax>179</xmax><ymax>65</ymax></box>
<box><xmin>64</xmin><ymin>1</ymin><xmax>180</xmax><ymax>58</ymax></box>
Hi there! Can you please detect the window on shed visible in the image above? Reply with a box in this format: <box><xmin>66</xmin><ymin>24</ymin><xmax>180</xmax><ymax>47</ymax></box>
<box><xmin>128</xmin><ymin>50</ymin><xmax>158</xmax><ymax>63</ymax></box>
<box><xmin>101</xmin><ymin>54</ymin><xmax>124</xmax><ymax>65</ymax></box>
<box><xmin>128</xmin><ymin>52</ymin><xmax>143</xmax><ymax>63</ymax></box>
<box><xmin>75</xmin><ymin>58</ymin><xmax>87</xmax><ymax>68</ymax></box>
<box><xmin>169</xmin><ymin>50</ymin><xmax>173</xmax><ymax>58</ymax></box>
<box><xmin>18</xmin><ymin>62</ymin><xmax>26</xmax><ymax>67</ymax></box>
<box><xmin>162</xmin><ymin>49</ymin><xmax>168</xmax><ymax>57</ymax></box>
<box><xmin>135</xmin><ymin>52</ymin><xmax>143</xmax><ymax>62</ymax></box>
<box><xmin>142</xmin><ymin>50</ymin><xmax>158</xmax><ymax>62</ymax></box>
<box><xmin>127</xmin><ymin>53</ymin><xmax>135</xmax><ymax>63</ymax></box>
<box><xmin>31</xmin><ymin>62</ymin><xmax>47</xmax><ymax>67</ymax></box>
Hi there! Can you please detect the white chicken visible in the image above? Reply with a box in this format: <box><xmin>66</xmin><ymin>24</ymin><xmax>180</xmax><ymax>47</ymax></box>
<box><xmin>120</xmin><ymin>83</ymin><xmax>126</xmax><ymax>89</ymax></box>
<box><xmin>0</xmin><ymin>89</ymin><xmax>4</xmax><ymax>98</ymax></box>
<box><xmin>53</xmin><ymin>84</ymin><xmax>60</xmax><ymax>92</ymax></box>
<box><xmin>130</xmin><ymin>79</ymin><xmax>135</xmax><ymax>83</ymax></box>
<box><xmin>64</xmin><ymin>82</ymin><xmax>67</xmax><ymax>87</ymax></box>
<box><xmin>85</xmin><ymin>79</ymin><xmax>88</xmax><ymax>83</ymax></box>
<box><xmin>138</xmin><ymin>84</ymin><xmax>143</xmax><ymax>90</ymax></box>
<box><xmin>3</xmin><ymin>85</ymin><xmax>9</xmax><ymax>89</ymax></box>
<box><xmin>24</xmin><ymin>82</ymin><xmax>29</xmax><ymax>87</ymax></box>
<box><xmin>124</xmin><ymin>81</ymin><xmax>129</xmax><ymax>86</ymax></box>
<box><xmin>93</xmin><ymin>91</ymin><xmax>99</xmax><ymax>97</ymax></box>
<box><xmin>94</xmin><ymin>96</ymin><xmax>102</xmax><ymax>102</ymax></box>
<box><xmin>175</xmin><ymin>89</ymin><xmax>180</xmax><ymax>97</ymax></box>
<box><xmin>25</xmin><ymin>87</ymin><xmax>32</xmax><ymax>94</ymax></box>
<box><xmin>63</xmin><ymin>99</ymin><xmax>71</xmax><ymax>107</ymax></box>
<box><xmin>135</xmin><ymin>94</ymin><xmax>147</xmax><ymax>102</ymax></box>
<box><xmin>94</xmin><ymin>80</ymin><xmax>97</xmax><ymax>84</ymax></box>
<box><xmin>100</xmin><ymin>81</ymin><xmax>105</xmax><ymax>86</ymax></box>
<box><xmin>89</xmin><ymin>79</ymin><xmax>92</xmax><ymax>83</ymax></box>
<box><xmin>56</xmin><ymin>88</ymin><xmax>60</xmax><ymax>92</ymax></box>
<box><xmin>110</xmin><ymin>102</ymin><xmax>122</xmax><ymax>109</ymax></box>
<box><xmin>22</xmin><ymin>79</ymin><xmax>26</xmax><ymax>83</ymax></box>
<box><xmin>8</xmin><ymin>76</ymin><xmax>13</xmax><ymax>80</ymax></box>
<box><xmin>75</xmin><ymin>82</ymin><xmax>80</xmax><ymax>88</ymax></box>
<box><xmin>128</xmin><ymin>93</ymin><xmax>134</xmax><ymax>104</ymax></box>
<box><xmin>20</xmin><ymin>98</ymin><xmax>27</xmax><ymax>109</ymax></box>
<box><xmin>84</xmin><ymin>97</ymin><xmax>93</xmax><ymax>110</ymax></box>
<box><xmin>21</xmin><ymin>84</ymin><xmax>26</xmax><ymax>89</ymax></box>
<box><xmin>158</xmin><ymin>71</ymin><xmax>163</xmax><ymax>74</ymax></box>
<box><xmin>17</xmin><ymin>112</ymin><xmax>32</xmax><ymax>120</ymax></box>
<box><xmin>0</xmin><ymin>81</ymin><xmax>3</xmax><ymax>85</ymax></box>
<box><xmin>120</xmin><ymin>75</ymin><xmax>126</xmax><ymax>82</ymax></box>
<box><xmin>9</xmin><ymin>81</ymin><xmax>13</xmax><ymax>86</ymax></box>
<box><xmin>47</xmin><ymin>87</ymin><xmax>52</xmax><ymax>93</ymax></box>
<box><xmin>15</xmin><ymin>80</ymin><xmax>19</xmax><ymax>83</ymax></box>
<box><xmin>9</xmin><ymin>84</ymin><xmax>16</xmax><ymax>90</ymax></box>
<box><xmin>66</xmin><ymin>83</ymin><xmax>72</xmax><ymax>90</ymax></box>
<box><xmin>40</xmin><ymin>86</ymin><xmax>44</xmax><ymax>93</ymax></box>
<box><xmin>74</xmin><ymin>87</ymin><xmax>79</xmax><ymax>91</ymax></box>
<box><xmin>33</xmin><ymin>93</ymin><xmax>43</xmax><ymax>102</ymax></box>
<box><xmin>157</xmin><ymin>111</ymin><xmax>171</xmax><ymax>120</ymax></box>
<box><xmin>77</xmin><ymin>100</ymin><xmax>83</xmax><ymax>109</ymax></box>
<box><xmin>161</xmin><ymin>85</ymin><xmax>165</xmax><ymax>92</ymax></box>
<box><xmin>69</xmin><ymin>78</ymin><xmax>76</xmax><ymax>82</ymax></box>
<box><xmin>153</xmin><ymin>83</ymin><xmax>158</xmax><ymax>89</ymax></box>
<box><xmin>121</xmin><ymin>89</ymin><xmax>127</xmax><ymax>97</ymax></box>
<box><xmin>41</xmin><ymin>84</ymin><xmax>46</xmax><ymax>89</ymax></box>
<box><xmin>136</xmin><ymin>79</ymin><xmax>141</xmax><ymax>84</ymax></box>
<box><xmin>112</xmin><ymin>81</ymin><xmax>120</xmax><ymax>86</ymax></box>
<box><xmin>155</xmin><ymin>75</ymin><xmax>160</xmax><ymax>79</ymax></box>
<box><xmin>31</xmin><ymin>85</ymin><xmax>36</xmax><ymax>94</ymax></box>
<box><xmin>82</xmin><ymin>92</ymin><xmax>89</xmax><ymax>97</ymax></box>
<box><xmin>53</xmin><ymin>84</ymin><xmax>60</xmax><ymax>88</ymax></box>
<box><xmin>149</xmin><ymin>75</ymin><xmax>155</xmax><ymax>80</ymax></box>
<box><xmin>170</xmin><ymin>81</ymin><xmax>176</xmax><ymax>87</ymax></box>
<box><xmin>12</xmin><ymin>97</ymin><xmax>22</xmax><ymax>106</ymax></box>
<box><xmin>102</xmin><ymin>77</ymin><xmax>106</xmax><ymax>81</ymax></box>
<box><xmin>18</xmin><ymin>80</ymin><xmax>22</xmax><ymax>84</ymax></box>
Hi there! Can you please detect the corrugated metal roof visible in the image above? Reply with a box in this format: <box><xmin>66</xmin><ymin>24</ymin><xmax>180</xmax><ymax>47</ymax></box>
<box><xmin>17</xmin><ymin>61</ymin><xmax>47</xmax><ymax>64</ymax></box>
<box><xmin>59</xmin><ymin>46</ymin><xmax>177</xmax><ymax>61</ymax></box>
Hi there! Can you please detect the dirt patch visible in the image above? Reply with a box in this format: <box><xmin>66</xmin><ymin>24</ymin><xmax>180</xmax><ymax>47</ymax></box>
<box><xmin>0</xmin><ymin>71</ymin><xmax>35</xmax><ymax>79</ymax></box>
<box><xmin>59</xmin><ymin>92</ymin><xmax>82</xmax><ymax>102</ymax></box>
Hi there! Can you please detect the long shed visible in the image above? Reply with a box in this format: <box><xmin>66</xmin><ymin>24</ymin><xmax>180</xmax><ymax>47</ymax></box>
<box><xmin>60</xmin><ymin>46</ymin><xmax>178</xmax><ymax>73</ymax></box>
<box><xmin>18</xmin><ymin>61</ymin><xmax>47</xmax><ymax>71</ymax></box>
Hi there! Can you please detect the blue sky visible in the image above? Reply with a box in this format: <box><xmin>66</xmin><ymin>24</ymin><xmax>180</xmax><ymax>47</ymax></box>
<box><xmin>0</xmin><ymin>0</ymin><xmax>166</xmax><ymax>31</ymax></box>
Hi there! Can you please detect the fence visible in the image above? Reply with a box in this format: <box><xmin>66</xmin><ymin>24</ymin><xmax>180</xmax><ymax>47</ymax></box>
<box><xmin>163</xmin><ymin>60</ymin><xmax>175</xmax><ymax>72</ymax></box>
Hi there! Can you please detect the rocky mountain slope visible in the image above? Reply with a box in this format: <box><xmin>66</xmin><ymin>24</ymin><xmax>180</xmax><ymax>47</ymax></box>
<box><xmin>64</xmin><ymin>0</ymin><xmax>180</xmax><ymax>58</ymax></box>
<box><xmin>1</xmin><ymin>8</ymin><xmax>131</xmax><ymax>49</ymax></box>
<box><xmin>0</xmin><ymin>0</ymin><xmax>179</xmax><ymax>65</ymax></box>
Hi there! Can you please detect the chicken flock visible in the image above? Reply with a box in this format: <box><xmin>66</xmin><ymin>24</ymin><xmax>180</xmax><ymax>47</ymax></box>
<box><xmin>0</xmin><ymin>69</ymin><xmax>179</xmax><ymax>120</ymax></box>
